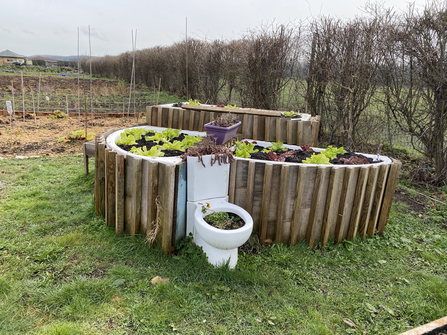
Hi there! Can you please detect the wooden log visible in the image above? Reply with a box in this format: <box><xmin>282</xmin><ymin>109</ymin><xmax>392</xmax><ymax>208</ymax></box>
<box><xmin>105</xmin><ymin>149</ymin><xmax>116</xmax><ymax>227</ymax></box>
<box><xmin>280</xmin><ymin>119</ymin><xmax>288</xmax><ymax>142</ymax></box>
<box><xmin>245</xmin><ymin>161</ymin><xmax>256</xmax><ymax>215</ymax></box>
<box><xmin>301</xmin><ymin>120</ymin><xmax>312</xmax><ymax>145</ymax></box>
<box><xmin>124</xmin><ymin>156</ymin><xmax>142</xmax><ymax>236</ymax></box>
<box><xmin>310</xmin><ymin>117</ymin><xmax>320</xmax><ymax>147</ymax></box>
<box><xmin>358</xmin><ymin>165</ymin><xmax>379</xmax><ymax>238</ymax></box>
<box><xmin>242</xmin><ymin>114</ymin><xmax>249</xmax><ymax>138</ymax></box>
<box><xmin>157</xmin><ymin>106</ymin><xmax>162</xmax><ymax>127</ymax></box>
<box><xmin>377</xmin><ymin>160</ymin><xmax>402</xmax><ymax>235</ymax></box>
<box><xmin>188</xmin><ymin>110</ymin><xmax>195</xmax><ymax>130</ymax></box>
<box><xmin>334</xmin><ymin>167</ymin><xmax>360</xmax><ymax>243</ymax></box>
<box><xmin>347</xmin><ymin>166</ymin><xmax>370</xmax><ymax>240</ymax></box>
<box><xmin>367</xmin><ymin>164</ymin><xmax>390</xmax><ymax>237</ymax></box>
<box><xmin>290</xmin><ymin>166</ymin><xmax>315</xmax><ymax>245</ymax></box>
<box><xmin>320</xmin><ymin>167</ymin><xmax>344</xmax><ymax>247</ymax></box>
<box><xmin>140</xmin><ymin>160</ymin><xmax>159</xmax><ymax>235</ymax></box>
<box><xmin>198</xmin><ymin>111</ymin><xmax>205</xmax><ymax>131</ymax></box>
<box><xmin>158</xmin><ymin>164</ymin><xmax>176</xmax><ymax>254</ymax></box>
<box><xmin>275</xmin><ymin>165</ymin><xmax>289</xmax><ymax>243</ymax></box>
<box><xmin>94</xmin><ymin>136</ymin><xmax>100</xmax><ymax>215</ymax></box>
<box><xmin>275</xmin><ymin>119</ymin><xmax>281</xmax><ymax>142</ymax></box>
<box><xmin>287</xmin><ymin>120</ymin><xmax>294</xmax><ymax>144</ymax></box>
<box><xmin>178</xmin><ymin>109</ymin><xmax>184</xmax><ymax>130</ymax></box>
<box><xmin>297</xmin><ymin>121</ymin><xmax>304</xmax><ymax>146</ymax></box>
<box><xmin>229</xmin><ymin>160</ymin><xmax>237</xmax><ymax>204</ymax></box>
<box><xmin>250</xmin><ymin>162</ymin><xmax>266</xmax><ymax>233</ymax></box>
<box><xmin>97</xmin><ymin>141</ymin><xmax>106</xmax><ymax>217</ymax></box>
<box><xmin>306</xmin><ymin>166</ymin><xmax>331</xmax><ymax>248</ymax></box>
<box><xmin>168</xmin><ymin>108</ymin><xmax>174</xmax><ymax>128</ymax></box>
<box><xmin>146</xmin><ymin>106</ymin><xmax>152</xmax><ymax>126</ymax></box>
<box><xmin>253</xmin><ymin>115</ymin><xmax>258</xmax><ymax>140</ymax></box>
<box><xmin>209</xmin><ymin>112</ymin><xmax>215</xmax><ymax>123</ymax></box>
<box><xmin>115</xmin><ymin>154</ymin><xmax>125</xmax><ymax>236</ymax></box>
<box><xmin>264</xmin><ymin>117</ymin><xmax>270</xmax><ymax>142</ymax></box>
<box><xmin>260</xmin><ymin>163</ymin><xmax>273</xmax><ymax>244</ymax></box>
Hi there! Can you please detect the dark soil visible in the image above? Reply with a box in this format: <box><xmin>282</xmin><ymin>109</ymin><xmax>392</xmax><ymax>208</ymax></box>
<box><xmin>246</xmin><ymin>145</ymin><xmax>382</xmax><ymax>165</ymax></box>
<box><xmin>117</xmin><ymin>133</ymin><xmax>191</xmax><ymax>157</ymax></box>
<box><xmin>204</xmin><ymin>212</ymin><xmax>245</xmax><ymax>230</ymax></box>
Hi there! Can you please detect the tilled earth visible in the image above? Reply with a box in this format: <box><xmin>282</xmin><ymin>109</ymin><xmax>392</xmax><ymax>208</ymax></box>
<box><xmin>0</xmin><ymin>114</ymin><xmax>142</xmax><ymax>158</ymax></box>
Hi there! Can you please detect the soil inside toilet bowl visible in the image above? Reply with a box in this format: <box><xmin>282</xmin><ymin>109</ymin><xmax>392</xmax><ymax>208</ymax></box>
<box><xmin>203</xmin><ymin>212</ymin><xmax>245</xmax><ymax>230</ymax></box>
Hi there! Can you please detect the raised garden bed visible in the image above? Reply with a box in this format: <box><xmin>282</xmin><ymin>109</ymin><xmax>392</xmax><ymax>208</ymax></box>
<box><xmin>228</xmin><ymin>140</ymin><xmax>401</xmax><ymax>248</ymax></box>
<box><xmin>95</xmin><ymin>126</ymin><xmax>207</xmax><ymax>254</ymax></box>
<box><xmin>95</xmin><ymin>127</ymin><xmax>401</xmax><ymax>253</ymax></box>
<box><xmin>146</xmin><ymin>103</ymin><xmax>320</xmax><ymax>146</ymax></box>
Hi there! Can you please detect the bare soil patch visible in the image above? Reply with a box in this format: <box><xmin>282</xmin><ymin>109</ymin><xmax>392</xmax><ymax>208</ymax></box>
<box><xmin>0</xmin><ymin>75</ymin><xmax>117</xmax><ymax>93</ymax></box>
<box><xmin>0</xmin><ymin>114</ymin><xmax>140</xmax><ymax>158</ymax></box>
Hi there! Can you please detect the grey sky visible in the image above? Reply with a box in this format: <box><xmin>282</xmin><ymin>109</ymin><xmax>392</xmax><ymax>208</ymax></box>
<box><xmin>0</xmin><ymin>0</ymin><xmax>426</xmax><ymax>57</ymax></box>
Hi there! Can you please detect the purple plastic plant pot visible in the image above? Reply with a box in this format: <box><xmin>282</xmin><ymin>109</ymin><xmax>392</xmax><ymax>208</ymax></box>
<box><xmin>204</xmin><ymin>121</ymin><xmax>241</xmax><ymax>145</ymax></box>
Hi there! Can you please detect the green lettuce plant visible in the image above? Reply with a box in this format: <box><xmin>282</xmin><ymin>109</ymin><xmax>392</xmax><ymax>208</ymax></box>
<box><xmin>263</xmin><ymin>142</ymin><xmax>287</xmax><ymax>153</ymax></box>
<box><xmin>161</xmin><ymin>128</ymin><xmax>181</xmax><ymax>141</ymax></box>
<box><xmin>181</xmin><ymin>135</ymin><xmax>203</xmax><ymax>149</ymax></box>
<box><xmin>129</xmin><ymin>145</ymin><xmax>165</xmax><ymax>157</ymax></box>
<box><xmin>234</xmin><ymin>141</ymin><xmax>258</xmax><ymax>158</ymax></box>
<box><xmin>322</xmin><ymin>146</ymin><xmax>346</xmax><ymax>159</ymax></box>
<box><xmin>161</xmin><ymin>141</ymin><xmax>185</xmax><ymax>152</ymax></box>
<box><xmin>302</xmin><ymin>153</ymin><xmax>331</xmax><ymax>165</ymax></box>
<box><xmin>145</xmin><ymin>132</ymin><xmax>168</xmax><ymax>144</ymax></box>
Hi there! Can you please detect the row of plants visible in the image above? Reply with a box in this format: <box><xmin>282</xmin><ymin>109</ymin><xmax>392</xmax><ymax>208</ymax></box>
<box><xmin>115</xmin><ymin>126</ymin><xmax>378</xmax><ymax>166</ymax></box>
<box><xmin>116</xmin><ymin>127</ymin><xmax>203</xmax><ymax>157</ymax></box>
<box><xmin>234</xmin><ymin>140</ymin><xmax>376</xmax><ymax>165</ymax></box>
<box><xmin>179</xmin><ymin>99</ymin><xmax>302</xmax><ymax>118</ymax></box>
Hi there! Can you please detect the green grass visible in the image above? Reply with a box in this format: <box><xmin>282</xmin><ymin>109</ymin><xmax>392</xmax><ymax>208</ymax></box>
<box><xmin>0</xmin><ymin>156</ymin><xmax>446</xmax><ymax>334</ymax></box>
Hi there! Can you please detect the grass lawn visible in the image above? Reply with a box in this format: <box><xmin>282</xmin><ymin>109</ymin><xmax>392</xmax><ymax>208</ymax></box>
<box><xmin>0</xmin><ymin>156</ymin><xmax>446</xmax><ymax>334</ymax></box>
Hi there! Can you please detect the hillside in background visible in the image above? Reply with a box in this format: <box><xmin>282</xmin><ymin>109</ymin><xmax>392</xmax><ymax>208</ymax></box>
<box><xmin>29</xmin><ymin>54</ymin><xmax>92</xmax><ymax>61</ymax></box>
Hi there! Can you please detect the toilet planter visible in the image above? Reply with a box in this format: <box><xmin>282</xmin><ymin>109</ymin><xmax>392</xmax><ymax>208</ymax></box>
<box><xmin>184</xmin><ymin>139</ymin><xmax>253</xmax><ymax>268</ymax></box>
<box><xmin>194</xmin><ymin>202</ymin><xmax>253</xmax><ymax>269</ymax></box>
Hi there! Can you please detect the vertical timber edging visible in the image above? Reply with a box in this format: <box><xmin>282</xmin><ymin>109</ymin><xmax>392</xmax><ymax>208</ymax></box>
<box><xmin>124</xmin><ymin>156</ymin><xmax>142</xmax><ymax>236</ymax></box>
<box><xmin>105</xmin><ymin>149</ymin><xmax>116</xmax><ymax>227</ymax></box>
<box><xmin>158</xmin><ymin>164</ymin><xmax>176</xmax><ymax>254</ymax></box>
<box><xmin>149</xmin><ymin>105</ymin><xmax>319</xmax><ymax>145</ymax></box>
<box><xmin>115</xmin><ymin>153</ymin><xmax>125</xmax><ymax>236</ymax></box>
<box><xmin>377</xmin><ymin>159</ymin><xmax>402</xmax><ymax>235</ymax></box>
<box><xmin>229</xmin><ymin>157</ymin><xmax>400</xmax><ymax>248</ymax></box>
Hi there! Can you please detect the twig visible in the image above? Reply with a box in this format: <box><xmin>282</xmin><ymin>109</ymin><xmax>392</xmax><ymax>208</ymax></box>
<box><xmin>147</xmin><ymin>196</ymin><xmax>161</xmax><ymax>246</ymax></box>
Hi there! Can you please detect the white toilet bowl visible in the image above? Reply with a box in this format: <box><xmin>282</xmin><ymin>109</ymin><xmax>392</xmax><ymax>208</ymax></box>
<box><xmin>193</xmin><ymin>200</ymin><xmax>253</xmax><ymax>269</ymax></box>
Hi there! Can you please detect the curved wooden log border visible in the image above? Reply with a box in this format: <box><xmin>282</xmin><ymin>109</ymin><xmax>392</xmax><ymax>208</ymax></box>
<box><xmin>146</xmin><ymin>106</ymin><xmax>321</xmax><ymax>147</ymax></box>
<box><xmin>229</xmin><ymin>158</ymin><xmax>402</xmax><ymax>248</ymax></box>
<box><xmin>95</xmin><ymin>125</ymin><xmax>401</xmax><ymax>253</ymax></box>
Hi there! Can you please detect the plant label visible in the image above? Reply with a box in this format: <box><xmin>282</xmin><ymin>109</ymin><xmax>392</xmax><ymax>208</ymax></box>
<box><xmin>6</xmin><ymin>101</ymin><xmax>13</xmax><ymax>115</ymax></box>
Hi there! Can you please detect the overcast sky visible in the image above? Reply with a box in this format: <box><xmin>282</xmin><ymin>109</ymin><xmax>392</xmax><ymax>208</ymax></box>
<box><xmin>0</xmin><ymin>0</ymin><xmax>427</xmax><ymax>57</ymax></box>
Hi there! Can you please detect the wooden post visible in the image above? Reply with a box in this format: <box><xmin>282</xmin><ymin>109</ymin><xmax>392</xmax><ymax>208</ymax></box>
<box><xmin>347</xmin><ymin>166</ymin><xmax>370</xmax><ymax>240</ymax></box>
<box><xmin>358</xmin><ymin>165</ymin><xmax>380</xmax><ymax>238</ymax></box>
<box><xmin>306</xmin><ymin>166</ymin><xmax>330</xmax><ymax>248</ymax></box>
<box><xmin>105</xmin><ymin>149</ymin><xmax>116</xmax><ymax>227</ymax></box>
<box><xmin>377</xmin><ymin>160</ymin><xmax>402</xmax><ymax>235</ymax></box>
<box><xmin>297</xmin><ymin>121</ymin><xmax>304</xmax><ymax>146</ymax></box>
<box><xmin>320</xmin><ymin>167</ymin><xmax>344</xmax><ymax>247</ymax></box>
<box><xmin>334</xmin><ymin>167</ymin><xmax>360</xmax><ymax>243</ymax></box>
<box><xmin>290</xmin><ymin>166</ymin><xmax>307</xmax><ymax>246</ymax></box>
<box><xmin>260</xmin><ymin>163</ymin><xmax>273</xmax><ymax>244</ymax></box>
<box><xmin>253</xmin><ymin>115</ymin><xmax>258</xmax><ymax>140</ymax></box>
<box><xmin>141</xmin><ymin>160</ymin><xmax>159</xmax><ymax>234</ymax></box>
<box><xmin>275</xmin><ymin>165</ymin><xmax>289</xmax><ymax>243</ymax></box>
<box><xmin>146</xmin><ymin>106</ymin><xmax>152</xmax><ymax>125</ymax></box>
<box><xmin>245</xmin><ymin>161</ymin><xmax>256</xmax><ymax>215</ymax></box>
<box><xmin>229</xmin><ymin>160</ymin><xmax>237</xmax><ymax>204</ymax></box>
<box><xmin>115</xmin><ymin>154</ymin><xmax>125</xmax><ymax>236</ymax></box>
<box><xmin>124</xmin><ymin>156</ymin><xmax>142</xmax><ymax>236</ymax></box>
<box><xmin>158</xmin><ymin>164</ymin><xmax>176</xmax><ymax>254</ymax></box>
<box><xmin>367</xmin><ymin>164</ymin><xmax>390</xmax><ymax>237</ymax></box>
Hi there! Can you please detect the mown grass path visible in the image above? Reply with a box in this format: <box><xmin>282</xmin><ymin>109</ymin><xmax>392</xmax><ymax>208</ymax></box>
<box><xmin>0</xmin><ymin>156</ymin><xmax>446</xmax><ymax>334</ymax></box>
